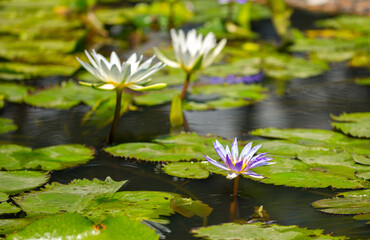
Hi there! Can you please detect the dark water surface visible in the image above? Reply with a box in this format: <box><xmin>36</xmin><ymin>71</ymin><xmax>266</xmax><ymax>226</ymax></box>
<box><xmin>1</xmin><ymin>60</ymin><xmax>369</xmax><ymax>239</ymax></box>
<box><xmin>1</xmin><ymin>10</ymin><xmax>370</xmax><ymax>240</ymax></box>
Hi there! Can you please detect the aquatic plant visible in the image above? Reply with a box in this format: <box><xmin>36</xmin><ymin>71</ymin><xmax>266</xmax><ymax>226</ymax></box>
<box><xmin>77</xmin><ymin>50</ymin><xmax>166</xmax><ymax>144</ymax></box>
<box><xmin>204</xmin><ymin>138</ymin><xmax>274</xmax><ymax>220</ymax></box>
<box><xmin>204</xmin><ymin>138</ymin><xmax>274</xmax><ymax>180</ymax></box>
<box><xmin>154</xmin><ymin>29</ymin><xmax>226</xmax><ymax>101</ymax></box>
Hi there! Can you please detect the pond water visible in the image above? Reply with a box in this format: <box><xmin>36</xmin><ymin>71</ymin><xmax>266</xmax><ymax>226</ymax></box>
<box><xmin>1</xmin><ymin>9</ymin><xmax>369</xmax><ymax>240</ymax></box>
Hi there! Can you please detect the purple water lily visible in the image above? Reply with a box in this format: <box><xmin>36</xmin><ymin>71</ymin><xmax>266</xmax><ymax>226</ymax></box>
<box><xmin>204</xmin><ymin>138</ymin><xmax>274</xmax><ymax>180</ymax></box>
<box><xmin>219</xmin><ymin>0</ymin><xmax>248</xmax><ymax>4</ymax></box>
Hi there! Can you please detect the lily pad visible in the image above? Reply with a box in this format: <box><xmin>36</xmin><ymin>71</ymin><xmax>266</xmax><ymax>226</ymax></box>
<box><xmin>83</xmin><ymin>191</ymin><xmax>179</xmax><ymax>224</ymax></box>
<box><xmin>191</xmin><ymin>222</ymin><xmax>348</xmax><ymax>240</ymax></box>
<box><xmin>0</xmin><ymin>83</ymin><xmax>34</xmax><ymax>103</ymax></box>
<box><xmin>104</xmin><ymin>132</ymin><xmax>225</xmax><ymax>162</ymax></box>
<box><xmin>355</xmin><ymin>77</ymin><xmax>370</xmax><ymax>86</ymax></box>
<box><xmin>0</xmin><ymin>144</ymin><xmax>95</xmax><ymax>171</ymax></box>
<box><xmin>312</xmin><ymin>189</ymin><xmax>370</xmax><ymax>216</ymax></box>
<box><xmin>331</xmin><ymin>112</ymin><xmax>370</xmax><ymax>138</ymax></box>
<box><xmin>184</xmin><ymin>84</ymin><xmax>267</xmax><ymax>111</ymax></box>
<box><xmin>316</xmin><ymin>15</ymin><xmax>370</xmax><ymax>34</ymax></box>
<box><xmin>0</xmin><ymin>118</ymin><xmax>17</xmax><ymax>135</ymax></box>
<box><xmin>13</xmin><ymin>177</ymin><xmax>126</xmax><ymax>217</ymax></box>
<box><xmin>6</xmin><ymin>213</ymin><xmax>159</xmax><ymax>240</ymax></box>
<box><xmin>0</xmin><ymin>202</ymin><xmax>21</xmax><ymax>215</ymax></box>
<box><xmin>163</xmin><ymin>162</ymin><xmax>210</xmax><ymax>179</ymax></box>
<box><xmin>0</xmin><ymin>192</ymin><xmax>8</xmax><ymax>202</ymax></box>
<box><xmin>0</xmin><ymin>171</ymin><xmax>49</xmax><ymax>194</ymax></box>
<box><xmin>0</xmin><ymin>218</ymin><xmax>33</xmax><ymax>235</ymax></box>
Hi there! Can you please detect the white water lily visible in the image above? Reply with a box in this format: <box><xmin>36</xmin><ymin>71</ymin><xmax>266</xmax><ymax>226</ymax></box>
<box><xmin>154</xmin><ymin>29</ymin><xmax>227</xmax><ymax>73</ymax></box>
<box><xmin>77</xmin><ymin>50</ymin><xmax>166</xmax><ymax>91</ymax></box>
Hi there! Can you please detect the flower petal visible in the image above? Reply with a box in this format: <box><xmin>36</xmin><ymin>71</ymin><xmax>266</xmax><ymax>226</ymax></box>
<box><xmin>153</xmin><ymin>47</ymin><xmax>181</xmax><ymax>68</ymax></box>
<box><xmin>241</xmin><ymin>170</ymin><xmax>265</xmax><ymax>179</ymax></box>
<box><xmin>204</xmin><ymin>155</ymin><xmax>229</xmax><ymax>171</ymax></box>
<box><xmin>231</xmin><ymin>137</ymin><xmax>239</xmax><ymax>162</ymax></box>
<box><xmin>239</xmin><ymin>142</ymin><xmax>252</xmax><ymax>162</ymax></box>
<box><xmin>213</xmin><ymin>140</ymin><xmax>227</xmax><ymax>161</ymax></box>
<box><xmin>226</xmin><ymin>172</ymin><xmax>239</xmax><ymax>180</ymax></box>
<box><xmin>128</xmin><ymin>83</ymin><xmax>167</xmax><ymax>92</ymax></box>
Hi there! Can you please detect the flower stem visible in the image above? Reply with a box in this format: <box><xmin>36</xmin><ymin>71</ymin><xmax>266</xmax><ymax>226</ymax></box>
<box><xmin>227</xmin><ymin>2</ymin><xmax>234</xmax><ymax>22</ymax></box>
<box><xmin>180</xmin><ymin>72</ymin><xmax>191</xmax><ymax>101</ymax></box>
<box><xmin>229</xmin><ymin>175</ymin><xmax>240</xmax><ymax>221</ymax></box>
<box><xmin>107</xmin><ymin>89</ymin><xmax>123</xmax><ymax>144</ymax></box>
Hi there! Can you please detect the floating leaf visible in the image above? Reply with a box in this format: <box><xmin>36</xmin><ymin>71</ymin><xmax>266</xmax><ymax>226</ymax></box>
<box><xmin>0</xmin><ymin>192</ymin><xmax>8</xmax><ymax>202</ymax></box>
<box><xmin>0</xmin><ymin>83</ymin><xmax>34</xmax><ymax>103</ymax></box>
<box><xmin>6</xmin><ymin>213</ymin><xmax>159</xmax><ymax>240</ymax></box>
<box><xmin>331</xmin><ymin>112</ymin><xmax>370</xmax><ymax>138</ymax></box>
<box><xmin>0</xmin><ymin>171</ymin><xmax>49</xmax><ymax>194</ymax></box>
<box><xmin>0</xmin><ymin>144</ymin><xmax>94</xmax><ymax>171</ymax></box>
<box><xmin>312</xmin><ymin>189</ymin><xmax>370</xmax><ymax>216</ymax></box>
<box><xmin>0</xmin><ymin>118</ymin><xmax>17</xmax><ymax>135</ymax></box>
<box><xmin>163</xmin><ymin>162</ymin><xmax>210</xmax><ymax>179</ymax></box>
<box><xmin>13</xmin><ymin>177</ymin><xmax>126</xmax><ymax>217</ymax></box>
<box><xmin>0</xmin><ymin>202</ymin><xmax>21</xmax><ymax>215</ymax></box>
<box><xmin>0</xmin><ymin>218</ymin><xmax>33</xmax><ymax>235</ymax></box>
<box><xmin>105</xmin><ymin>132</ymin><xmax>224</xmax><ymax>162</ymax></box>
<box><xmin>170</xmin><ymin>197</ymin><xmax>212</xmax><ymax>218</ymax></box>
<box><xmin>355</xmin><ymin>77</ymin><xmax>370</xmax><ymax>86</ymax></box>
<box><xmin>316</xmin><ymin>15</ymin><xmax>370</xmax><ymax>34</ymax></box>
<box><xmin>83</xmin><ymin>191</ymin><xmax>179</xmax><ymax>223</ymax></box>
<box><xmin>191</xmin><ymin>222</ymin><xmax>348</xmax><ymax>240</ymax></box>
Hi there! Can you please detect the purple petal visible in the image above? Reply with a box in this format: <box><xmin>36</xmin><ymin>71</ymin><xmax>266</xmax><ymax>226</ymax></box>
<box><xmin>241</xmin><ymin>170</ymin><xmax>265</xmax><ymax>179</ymax></box>
<box><xmin>204</xmin><ymin>155</ymin><xmax>229</xmax><ymax>171</ymax></box>
<box><xmin>225</xmin><ymin>154</ymin><xmax>235</xmax><ymax>171</ymax></box>
<box><xmin>213</xmin><ymin>140</ymin><xmax>226</xmax><ymax>161</ymax></box>
<box><xmin>243</xmin><ymin>144</ymin><xmax>262</xmax><ymax>163</ymax></box>
<box><xmin>231</xmin><ymin>137</ymin><xmax>239</xmax><ymax>162</ymax></box>
<box><xmin>234</xmin><ymin>160</ymin><xmax>244</xmax><ymax>172</ymax></box>
<box><xmin>239</xmin><ymin>142</ymin><xmax>252</xmax><ymax>162</ymax></box>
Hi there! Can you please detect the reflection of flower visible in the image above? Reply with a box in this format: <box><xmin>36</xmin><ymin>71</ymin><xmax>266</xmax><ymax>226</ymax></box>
<box><xmin>219</xmin><ymin>0</ymin><xmax>248</xmax><ymax>4</ymax></box>
<box><xmin>204</xmin><ymin>138</ymin><xmax>274</xmax><ymax>179</ymax></box>
<box><xmin>154</xmin><ymin>29</ymin><xmax>227</xmax><ymax>74</ymax></box>
<box><xmin>77</xmin><ymin>50</ymin><xmax>166</xmax><ymax>91</ymax></box>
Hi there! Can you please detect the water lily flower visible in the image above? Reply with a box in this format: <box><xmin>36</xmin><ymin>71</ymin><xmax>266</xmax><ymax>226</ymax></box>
<box><xmin>219</xmin><ymin>0</ymin><xmax>248</xmax><ymax>4</ymax></box>
<box><xmin>204</xmin><ymin>138</ymin><xmax>274</xmax><ymax>180</ymax></box>
<box><xmin>154</xmin><ymin>29</ymin><xmax>226</xmax><ymax>74</ymax></box>
<box><xmin>77</xmin><ymin>50</ymin><xmax>166</xmax><ymax>144</ymax></box>
<box><xmin>77</xmin><ymin>50</ymin><xmax>166</xmax><ymax>92</ymax></box>
<box><xmin>154</xmin><ymin>29</ymin><xmax>226</xmax><ymax>100</ymax></box>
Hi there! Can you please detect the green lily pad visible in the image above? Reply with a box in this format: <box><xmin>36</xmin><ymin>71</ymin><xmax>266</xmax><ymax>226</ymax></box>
<box><xmin>263</xmin><ymin>55</ymin><xmax>328</xmax><ymax>80</ymax></box>
<box><xmin>0</xmin><ymin>117</ymin><xmax>17</xmax><ymax>135</ymax></box>
<box><xmin>83</xmin><ymin>191</ymin><xmax>179</xmax><ymax>224</ymax></box>
<box><xmin>0</xmin><ymin>83</ymin><xmax>34</xmax><ymax>103</ymax></box>
<box><xmin>353</xmin><ymin>213</ymin><xmax>370</xmax><ymax>221</ymax></box>
<box><xmin>6</xmin><ymin>213</ymin><xmax>159</xmax><ymax>240</ymax></box>
<box><xmin>105</xmin><ymin>132</ymin><xmax>226</xmax><ymax>162</ymax></box>
<box><xmin>24</xmin><ymin>81</ymin><xmax>113</xmax><ymax>109</ymax></box>
<box><xmin>191</xmin><ymin>222</ymin><xmax>348</xmax><ymax>240</ymax></box>
<box><xmin>0</xmin><ymin>144</ymin><xmax>94</xmax><ymax>171</ymax></box>
<box><xmin>331</xmin><ymin>112</ymin><xmax>370</xmax><ymax>138</ymax></box>
<box><xmin>163</xmin><ymin>162</ymin><xmax>210</xmax><ymax>179</ymax></box>
<box><xmin>0</xmin><ymin>218</ymin><xmax>33</xmax><ymax>235</ymax></box>
<box><xmin>13</xmin><ymin>177</ymin><xmax>126</xmax><ymax>217</ymax></box>
<box><xmin>352</xmin><ymin>154</ymin><xmax>370</xmax><ymax>165</ymax></box>
<box><xmin>134</xmin><ymin>88</ymin><xmax>179</xmax><ymax>106</ymax></box>
<box><xmin>201</xmin><ymin>58</ymin><xmax>261</xmax><ymax>78</ymax></box>
<box><xmin>251</xmin><ymin>127</ymin><xmax>347</xmax><ymax>144</ymax></box>
<box><xmin>312</xmin><ymin>189</ymin><xmax>370</xmax><ymax>216</ymax></box>
<box><xmin>0</xmin><ymin>192</ymin><xmax>8</xmax><ymax>202</ymax></box>
<box><xmin>170</xmin><ymin>197</ymin><xmax>213</xmax><ymax>218</ymax></box>
<box><xmin>0</xmin><ymin>170</ymin><xmax>49</xmax><ymax>194</ymax></box>
<box><xmin>0</xmin><ymin>202</ymin><xmax>21</xmax><ymax>215</ymax></box>
<box><xmin>184</xmin><ymin>84</ymin><xmax>267</xmax><ymax>111</ymax></box>
<box><xmin>253</xmin><ymin>155</ymin><xmax>368</xmax><ymax>189</ymax></box>
<box><xmin>316</xmin><ymin>15</ymin><xmax>370</xmax><ymax>34</ymax></box>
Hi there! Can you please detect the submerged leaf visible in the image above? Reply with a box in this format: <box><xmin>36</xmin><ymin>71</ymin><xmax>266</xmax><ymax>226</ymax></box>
<box><xmin>170</xmin><ymin>197</ymin><xmax>212</xmax><ymax>218</ymax></box>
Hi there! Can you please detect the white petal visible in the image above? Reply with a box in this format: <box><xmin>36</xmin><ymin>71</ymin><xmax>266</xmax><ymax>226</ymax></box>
<box><xmin>239</xmin><ymin>142</ymin><xmax>252</xmax><ymax>162</ymax></box>
<box><xmin>226</xmin><ymin>172</ymin><xmax>239</xmax><ymax>180</ymax></box>
<box><xmin>153</xmin><ymin>47</ymin><xmax>180</xmax><ymax>68</ymax></box>
<box><xmin>231</xmin><ymin>137</ymin><xmax>239</xmax><ymax>162</ymax></box>
<box><xmin>203</xmin><ymin>38</ymin><xmax>227</xmax><ymax>68</ymax></box>
<box><xmin>110</xmin><ymin>51</ymin><xmax>121</xmax><ymax>71</ymax></box>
